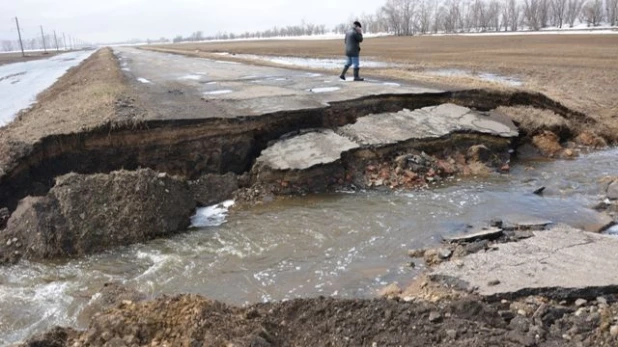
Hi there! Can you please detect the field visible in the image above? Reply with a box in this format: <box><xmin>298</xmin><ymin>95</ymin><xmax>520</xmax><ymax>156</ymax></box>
<box><xmin>0</xmin><ymin>51</ymin><xmax>61</xmax><ymax>66</ymax></box>
<box><xmin>150</xmin><ymin>34</ymin><xmax>618</xmax><ymax>140</ymax></box>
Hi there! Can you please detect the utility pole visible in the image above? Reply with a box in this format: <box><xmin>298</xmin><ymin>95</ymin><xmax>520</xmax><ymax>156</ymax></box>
<box><xmin>63</xmin><ymin>33</ymin><xmax>67</xmax><ymax>50</ymax></box>
<box><xmin>40</xmin><ymin>26</ymin><xmax>47</xmax><ymax>53</ymax></box>
<box><xmin>53</xmin><ymin>31</ymin><xmax>59</xmax><ymax>52</ymax></box>
<box><xmin>15</xmin><ymin>17</ymin><xmax>25</xmax><ymax>57</ymax></box>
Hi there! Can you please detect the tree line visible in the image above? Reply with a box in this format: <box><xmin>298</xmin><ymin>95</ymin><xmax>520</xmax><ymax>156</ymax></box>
<box><xmin>347</xmin><ymin>0</ymin><xmax>617</xmax><ymax>35</ymax></box>
<box><xmin>172</xmin><ymin>22</ymin><xmax>329</xmax><ymax>43</ymax></box>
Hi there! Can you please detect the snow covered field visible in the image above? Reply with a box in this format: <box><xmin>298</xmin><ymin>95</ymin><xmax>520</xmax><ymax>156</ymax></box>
<box><xmin>0</xmin><ymin>50</ymin><xmax>97</xmax><ymax>126</ymax></box>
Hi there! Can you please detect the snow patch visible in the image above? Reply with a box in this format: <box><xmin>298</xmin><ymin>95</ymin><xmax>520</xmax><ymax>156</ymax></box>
<box><xmin>203</xmin><ymin>89</ymin><xmax>233</xmax><ymax>95</ymax></box>
<box><xmin>137</xmin><ymin>77</ymin><xmax>152</xmax><ymax>84</ymax></box>
<box><xmin>178</xmin><ymin>74</ymin><xmax>202</xmax><ymax>80</ymax></box>
<box><xmin>0</xmin><ymin>50</ymin><xmax>96</xmax><ymax>126</ymax></box>
<box><xmin>308</xmin><ymin>87</ymin><xmax>340</xmax><ymax>93</ymax></box>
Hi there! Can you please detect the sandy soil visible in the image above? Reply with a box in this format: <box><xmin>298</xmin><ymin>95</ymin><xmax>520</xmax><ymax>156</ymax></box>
<box><xmin>149</xmin><ymin>35</ymin><xmax>618</xmax><ymax>141</ymax></box>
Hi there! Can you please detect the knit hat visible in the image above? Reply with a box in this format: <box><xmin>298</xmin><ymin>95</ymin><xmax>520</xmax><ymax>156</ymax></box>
<box><xmin>353</xmin><ymin>21</ymin><xmax>362</xmax><ymax>28</ymax></box>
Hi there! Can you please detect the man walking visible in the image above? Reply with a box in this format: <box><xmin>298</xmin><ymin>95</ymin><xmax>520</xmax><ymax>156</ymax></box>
<box><xmin>340</xmin><ymin>21</ymin><xmax>364</xmax><ymax>81</ymax></box>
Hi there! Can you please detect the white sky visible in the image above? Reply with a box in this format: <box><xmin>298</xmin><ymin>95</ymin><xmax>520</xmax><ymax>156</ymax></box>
<box><xmin>0</xmin><ymin>0</ymin><xmax>384</xmax><ymax>43</ymax></box>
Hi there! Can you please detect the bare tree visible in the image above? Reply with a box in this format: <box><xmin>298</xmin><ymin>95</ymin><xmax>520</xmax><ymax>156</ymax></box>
<box><xmin>488</xmin><ymin>0</ymin><xmax>503</xmax><ymax>30</ymax></box>
<box><xmin>607</xmin><ymin>0</ymin><xmax>618</xmax><ymax>25</ymax></box>
<box><xmin>566</xmin><ymin>0</ymin><xmax>585</xmax><ymax>27</ymax></box>
<box><xmin>582</xmin><ymin>0</ymin><xmax>605</xmax><ymax>26</ymax></box>
<box><xmin>551</xmin><ymin>0</ymin><xmax>568</xmax><ymax>27</ymax></box>
<box><xmin>523</xmin><ymin>0</ymin><xmax>542</xmax><ymax>30</ymax></box>
<box><xmin>417</xmin><ymin>0</ymin><xmax>434</xmax><ymax>33</ymax></box>
<box><xmin>443</xmin><ymin>0</ymin><xmax>463</xmax><ymax>33</ymax></box>
<box><xmin>1</xmin><ymin>40</ymin><xmax>13</xmax><ymax>52</ymax></box>
<box><xmin>507</xmin><ymin>0</ymin><xmax>522</xmax><ymax>30</ymax></box>
<box><xmin>539</xmin><ymin>0</ymin><xmax>551</xmax><ymax>27</ymax></box>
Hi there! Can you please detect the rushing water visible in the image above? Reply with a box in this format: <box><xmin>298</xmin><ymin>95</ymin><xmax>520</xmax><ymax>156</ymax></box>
<box><xmin>1</xmin><ymin>149</ymin><xmax>617</xmax><ymax>345</ymax></box>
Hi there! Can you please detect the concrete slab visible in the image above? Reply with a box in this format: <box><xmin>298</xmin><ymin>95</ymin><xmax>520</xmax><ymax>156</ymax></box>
<box><xmin>444</xmin><ymin>227</ymin><xmax>504</xmax><ymax>243</ymax></box>
<box><xmin>113</xmin><ymin>47</ymin><xmax>442</xmax><ymax>120</ymax></box>
<box><xmin>430</xmin><ymin>226</ymin><xmax>618</xmax><ymax>300</ymax></box>
<box><xmin>338</xmin><ymin>104</ymin><xmax>518</xmax><ymax>146</ymax></box>
<box><xmin>256</xmin><ymin>103</ymin><xmax>518</xmax><ymax>172</ymax></box>
<box><xmin>256</xmin><ymin>130</ymin><xmax>359</xmax><ymax>170</ymax></box>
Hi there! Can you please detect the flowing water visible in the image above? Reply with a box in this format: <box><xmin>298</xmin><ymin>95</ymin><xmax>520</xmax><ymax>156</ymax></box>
<box><xmin>1</xmin><ymin>149</ymin><xmax>617</xmax><ymax>345</ymax></box>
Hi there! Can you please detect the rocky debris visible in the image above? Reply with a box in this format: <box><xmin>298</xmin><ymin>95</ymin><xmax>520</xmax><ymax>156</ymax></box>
<box><xmin>77</xmin><ymin>282</ymin><xmax>146</xmax><ymax>325</ymax></box>
<box><xmin>251</xmin><ymin>103</ymin><xmax>517</xmax><ymax>195</ymax></box>
<box><xmin>444</xmin><ymin>227</ymin><xmax>504</xmax><ymax>243</ymax></box>
<box><xmin>0</xmin><ymin>207</ymin><xmax>8</xmax><ymax>229</ymax></box>
<box><xmin>500</xmin><ymin>215</ymin><xmax>553</xmax><ymax>231</ymax></box>
<box><xmin>531</xmin><ymin>130</ymin><xmax>577</xmax><ymax>158</ymax></box>
<box><xmin>607</xmin><ymin>181</ymin><xmax>618</xmax><ymax>201</ymax></box>
<box><xmin>0</xmin><ymin>169</ymin><xmax>196</xmax><ymax>264</ymax></box>
<box><xmin>429</xmin><ymin>226</ymin><xmax>618</xmax><ymax>301</ymax></box>
<box><xmin>24</xmin><ymin>293</ymin><xmax>618</xmax><ymax>347</ymax></box>
<box><xmin>378</xmin><ymin>283</ymin><xmax>402</xmax><ymax>299</ymax></box>
<box><xmin>574</xmin><ymin>131</ymin><xmax>608</xmax><ymax>149</ymax></box>
<box><xmin>188</xmin><ymin>172</ymin><xmax>241</xmax><ymax>206</ymax></box>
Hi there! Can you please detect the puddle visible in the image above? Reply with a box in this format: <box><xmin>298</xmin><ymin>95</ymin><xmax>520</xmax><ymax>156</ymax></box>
<box><xmin>308</xmin><ymin>87</ymin><xmax>341</xmax><ymax>93</ymax></box>
<box><xmin>428</xmin><ymin>69</ymin><xmax>522</xmax><ymax>86</ymax></box>
<box><xmin>235</xmin><ymin>54</ymin><xmax>396</xmax><ymax>70</ymax></box>
<box><xmin>203</xmin><ymin>89</ymin><xmax>233</xmax><ymax>95</ymax></box>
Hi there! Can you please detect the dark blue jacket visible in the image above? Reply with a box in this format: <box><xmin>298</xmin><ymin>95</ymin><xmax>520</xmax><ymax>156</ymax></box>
<box><xmin>345</xmin><ymin>28</ymin><xmax>363</xmax><ymax>57</ymax></box>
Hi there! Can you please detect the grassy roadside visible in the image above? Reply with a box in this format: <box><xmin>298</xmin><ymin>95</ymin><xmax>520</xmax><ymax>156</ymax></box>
<box><xmin>147</xmin><ymin>35</ymin><xmax>618</xmax><ymax>142</ymax></box>
<box><xmin>0</xmin><ymin>47</ymin><xmax>134</xmax><ymax>171</ymax></box>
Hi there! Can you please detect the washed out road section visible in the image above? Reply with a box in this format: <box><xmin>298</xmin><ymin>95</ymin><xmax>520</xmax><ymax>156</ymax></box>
<box><xmin>0</xmin><ymin>50</ymin><xmax>96</xmax><ymax>126</ymax></box>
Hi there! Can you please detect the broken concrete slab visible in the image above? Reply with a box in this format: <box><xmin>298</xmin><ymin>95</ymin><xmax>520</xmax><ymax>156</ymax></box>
<box><xmin>256</xmin><ymin>129</ymin><xmax>359</xmax><ymax>171</ymax></box>
<box><xmin>429</xmin><ymin>226</ymin><xmax>618</xmax><ymax>301</ymax></box>
<box><xmin>337</xmin><ymin>104</ymin><xmax>518</xmax><ymax>147</ymax></box>
<box><xmin>444</xmin><ymin>227</ymin><xmax>504</xmax><ymax>243</ymax></box>
<box><xmin>501</xmin><ymin>214</ymin><xmax>553</xmax><ymax>230</ymax></box>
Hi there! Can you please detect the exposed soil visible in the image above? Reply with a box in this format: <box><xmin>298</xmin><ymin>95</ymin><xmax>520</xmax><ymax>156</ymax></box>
<box><xmin>0</xmin><ymin>169</ymin><xmax>195</xmax><ymax>264</ymax></box>
<box><xmin>22</xmin><ymin>292</ymin><xmax>618</xmax><ymax>347</ymax></box>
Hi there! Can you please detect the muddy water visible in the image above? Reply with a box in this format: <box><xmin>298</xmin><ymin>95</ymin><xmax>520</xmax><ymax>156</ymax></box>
<box><xmin>1</xmin><ymin>149</ymin><xmax>617</xmax><ymax>345</ymax></box>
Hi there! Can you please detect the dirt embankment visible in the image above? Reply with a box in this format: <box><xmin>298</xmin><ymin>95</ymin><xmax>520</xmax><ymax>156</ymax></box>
<box><xmin>23</xmin><ymin>291</ymin><xmax>618</xmax><ymax>347</ymax></box>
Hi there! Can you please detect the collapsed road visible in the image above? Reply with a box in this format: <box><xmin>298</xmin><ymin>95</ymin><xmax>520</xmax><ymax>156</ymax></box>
<box><xmin>0</xmin><ymin>47</ymin><xmax>616</xmax><ymax>346</ymax></box>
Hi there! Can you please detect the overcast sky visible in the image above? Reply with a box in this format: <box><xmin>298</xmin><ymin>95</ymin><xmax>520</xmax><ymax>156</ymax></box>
<box><xmin>1</xmin><ymin>0</ymin><xmax>384</xmax><ymax>43</ymax></box>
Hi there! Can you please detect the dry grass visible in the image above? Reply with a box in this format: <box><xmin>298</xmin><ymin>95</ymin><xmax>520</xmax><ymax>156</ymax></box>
<box><xmin>0</xmin><ymin>51</ymin><xmax>61</xmax><ymax>66</ymax></box>
<box><xmin>0</xmin><ymin>48</ymin><xmax>129</xmax><ymax>144</ymax></box>
<box><xmin>150</xmin><ymin>35</ymin><xmax>618</xmax><ymax>141</ymax></box>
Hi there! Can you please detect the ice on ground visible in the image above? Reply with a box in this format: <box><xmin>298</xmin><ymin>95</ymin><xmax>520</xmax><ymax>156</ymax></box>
<box><xmin>308</xmin><ymin>87</ymin><xmax>340</xmax><ymax>93</ymax></box>
<box><xmin>204</xmin><ymin>89</ymin><xmax>233</xmax><ymax>95</ymax></box>
<box><xmin>383</xmin><ymin>82</ymin><xmax>401</xmax><ymax>86</ymax></box>
<box><xmin>0</xmin><ymin>50</ymin><xmax>96</xmax><ymax>126</ymax></box>
<box><xmin>237</xmin><ymin>54</ymin><xmax>396</xmax><ymax>70</ymax></box>
<box><xmin>428</xmin><ymin>68</ymin><xmax>522</xmax><ymax>86</ymax></box>
<box><xmin>190</xmin><ymin>200</ymin><xmax>235</xmax><ymax>227</ymax></box>
<box><xmin>178</xmin><ymin>74</ymin><xmax>202</xmax><ymax>80</ymax></box>
<box><xmin>137</xmin><ymin>77</ymin><xmax>152</xmax><ymax>84</ymax></box>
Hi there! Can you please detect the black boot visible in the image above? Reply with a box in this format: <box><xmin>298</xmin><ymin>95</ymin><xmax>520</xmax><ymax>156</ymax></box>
<box><xmin>340</xmin><ymin>65</ymin><xmax>350</xmax><ymax>80</ymax></box>
<box><xmin>353</xmin><ymin>68</ymin><xmax>364</xmax><ymax>81</ymax></box>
